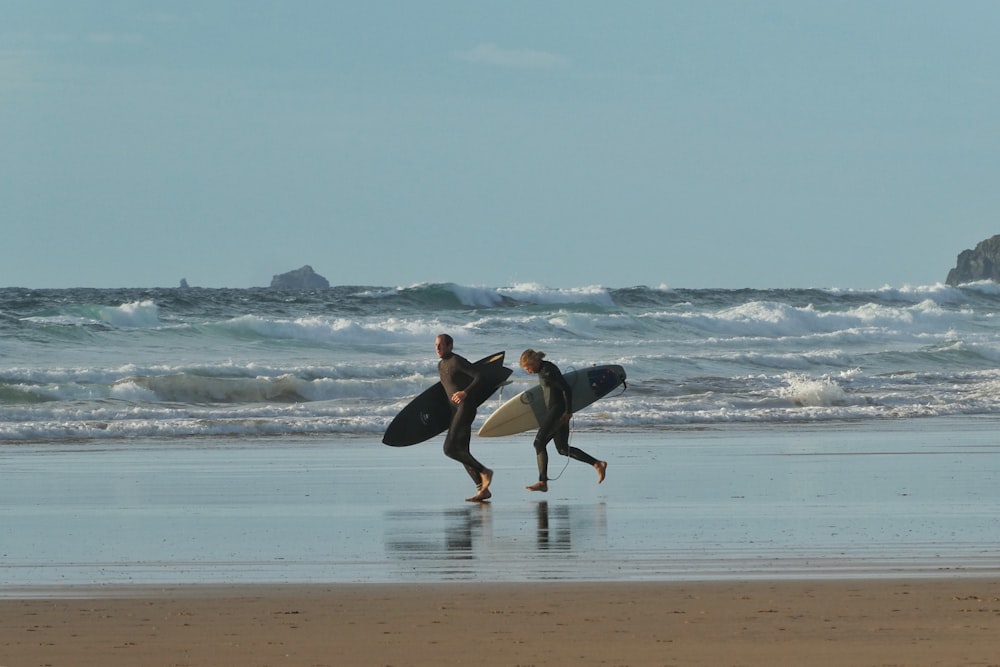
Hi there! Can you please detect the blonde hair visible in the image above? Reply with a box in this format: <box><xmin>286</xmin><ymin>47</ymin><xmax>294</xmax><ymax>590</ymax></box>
<box><xmin>520</xmin><ymin>349</ymin><xmax>546</xmax><ymax>367</ymax></box>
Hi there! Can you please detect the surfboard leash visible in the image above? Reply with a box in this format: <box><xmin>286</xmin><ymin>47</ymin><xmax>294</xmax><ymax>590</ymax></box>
<box><xmin>545</xmin><ymin>416</ymin><xmax>574</xmax><ymax>481</ymax></box>
<box><xmin>550</xmin><ymin>375</ymin><xmax>624</xmax><ymax>481</ymax></box>
<box><xmin>547</xmin><ymin>456</ymin><xmax>572</xmax><ymax>481</ymax></box>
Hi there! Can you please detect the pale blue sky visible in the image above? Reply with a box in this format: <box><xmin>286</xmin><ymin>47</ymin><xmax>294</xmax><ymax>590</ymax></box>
<box><xmin>3</xmin><ymin>1</ymin><xmax>999</xmax><ymax>289</ymax></box>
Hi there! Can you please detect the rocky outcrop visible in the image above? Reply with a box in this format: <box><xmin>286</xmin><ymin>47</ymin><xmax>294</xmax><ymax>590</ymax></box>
<box><xmin>946</xmin><ymin>235</ymin><xmax>1000</xmax><ymax>286</ymax></box>
<box><xmin>270</xmin><ymin>265</ymin><xmax>330</xmax><ymax>290</ymax></box>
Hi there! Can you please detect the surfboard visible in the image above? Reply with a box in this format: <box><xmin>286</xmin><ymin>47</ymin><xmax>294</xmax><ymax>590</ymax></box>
<box><xmin>382</xmin><ymin>352</ymin><xmax>513</xmax><ymax>447</ymax></box>
<box><xmin>477</xmin><ymin>364</ymin><xmax>627</xmax><ymax>437</ymax></box>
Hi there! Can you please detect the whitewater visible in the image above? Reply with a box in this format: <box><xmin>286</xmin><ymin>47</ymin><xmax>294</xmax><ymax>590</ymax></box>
<box><xmin>4</xmin><ymin>281</ymin><xmax>1000</xmax><ymax>444</ymax></box>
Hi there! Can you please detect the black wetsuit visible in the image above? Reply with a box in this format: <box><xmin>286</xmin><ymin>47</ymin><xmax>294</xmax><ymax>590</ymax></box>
<box><xmin>438</xmin><ymin>351</ymin><xmax>489</xmax><ymax>484</ymax></box>
<box><xmin>533</xmin><ymin>360</ymin><xmax>598</xmax><ymax>482</ymax></box>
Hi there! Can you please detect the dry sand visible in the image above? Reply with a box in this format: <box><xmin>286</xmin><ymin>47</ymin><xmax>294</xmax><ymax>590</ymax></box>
<box><xmin>3</xmin><ymin>579</ymin><xmax>999</xmax><ymax>667</ymax></box>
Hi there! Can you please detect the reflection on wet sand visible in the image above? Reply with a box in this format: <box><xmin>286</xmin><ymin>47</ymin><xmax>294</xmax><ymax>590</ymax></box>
<box><xmin>383</xmin><ymin>502</ymin><xmax>608</xmax><ymax>580</ymax></box>
<box><xmin>535</xmin><ymin>502</ymin><xmax>571</xmax><ymax>550</ymax></box>
<box><xmin>385</xmin><ymin>505</ymin><xmax>493</xmax><ymax>559</ymax></box>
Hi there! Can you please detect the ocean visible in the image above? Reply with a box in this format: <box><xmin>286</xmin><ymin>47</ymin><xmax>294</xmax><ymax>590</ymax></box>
<box><xmin>4</xmin><ymin>281</ymin><xmax>1000</xmax><ymax>444</ymax></box>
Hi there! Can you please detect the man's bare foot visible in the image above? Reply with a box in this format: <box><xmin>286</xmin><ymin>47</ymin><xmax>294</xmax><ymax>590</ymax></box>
<box><xmin>595</xmin><ymin>461</ymin><xmax>608</xmax><ymax>484</ymax></box>
<box><xmin>466</xmin><ymin>487</ymin><xmax>492</xmax><ymax>502</ymax></box>
<box><xmin>480</xmin><ymin>468</ymin><xmax>493</xmax><ymax>491</ymax></box>
<box><xmin>525</xmin><ymin>480</ymin><xmax>548</xmax><ymax>492</ymax></box>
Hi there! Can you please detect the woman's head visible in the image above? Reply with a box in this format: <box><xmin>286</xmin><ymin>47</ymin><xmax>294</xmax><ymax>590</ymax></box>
<box><xmin>520</xmin><ymin>348</ymin><xmax>545</xmax><ymax>373</ymax></box>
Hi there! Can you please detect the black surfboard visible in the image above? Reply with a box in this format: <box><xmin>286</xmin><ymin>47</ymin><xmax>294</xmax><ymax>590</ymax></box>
<box><xmin>382</xmin><ymin>351</ymin><xmax>513</xmax><ymax>447</ymax></box>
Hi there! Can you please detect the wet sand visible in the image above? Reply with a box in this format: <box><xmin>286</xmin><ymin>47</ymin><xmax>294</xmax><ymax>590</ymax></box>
<box><xmin>4</xmin><ymin>422</ymin><xmax>999</xmax><ymax>586</ymax></box>
<box><xmin>3</xmin><ymin>420</ymin><xmax>1000</xmax><ymax>664</ymax></box>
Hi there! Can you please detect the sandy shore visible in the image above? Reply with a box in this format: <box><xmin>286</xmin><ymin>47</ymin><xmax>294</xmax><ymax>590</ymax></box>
<box><xmin>3</xmin><ymin>579</ymin><xmax>999</xmax><ymax>667</ymax></box>
<box><xmin>4</xmin><ymin>425</ymin><xmax>1000</xmax><ymax>665</ymax></box>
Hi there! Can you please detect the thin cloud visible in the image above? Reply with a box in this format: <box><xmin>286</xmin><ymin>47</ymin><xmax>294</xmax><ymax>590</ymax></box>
<box><xmin>0</xmin><ymin>47</ymin><xmax>49</xmax><ymax>94</ymax></box>
<box><xmin>138</xmin><ymin>12</ymin><xmax>188</xmax><ymax>25</ymax></box>
<box><xmin>0</xmin><ymin>55</ymin><xmax>27</xmax><ymax>93</ymax></box>
<box><xmin>455</xmin><ymin>43</ymin><xmax>570</xmax><ymax>70</ymax></box>
<box><xmin>86</xmin><ymin>33</ymin><xmax>144</xmax><ymax>46</ymax></box>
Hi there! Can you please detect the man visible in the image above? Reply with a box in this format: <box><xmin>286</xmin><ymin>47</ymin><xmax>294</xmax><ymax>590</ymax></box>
<box><xmin>436</xmin><ymin>333</ymin><xmax>494</xmax><ymax>502</ymax></box>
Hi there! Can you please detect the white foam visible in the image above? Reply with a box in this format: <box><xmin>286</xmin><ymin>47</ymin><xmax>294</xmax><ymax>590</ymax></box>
<box><xmin>776</xmin><ymin>375</ymin><xmax>850</xmax><ymax>408</ymax></box>
<box><xmin>98</xmin><ymin>300</ymin><xmax>161</xmax><ymax>328</ymax></box>
<box><xmin>498</xmin><ymin>283</ymin><xmax>615</xmax><ymax>307</ymax></box>
<box><xmin>221</xmin><ymin>314</ymin><xmax>438</xmax><ymax>345</ymax></box>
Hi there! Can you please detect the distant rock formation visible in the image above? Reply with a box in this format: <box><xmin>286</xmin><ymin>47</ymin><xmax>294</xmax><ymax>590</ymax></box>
<box><xmin>179</xmin><ymin>278</ymin><xmax>190</xmax><ymax>289</ymax></box>
<box><xmin>270</xmin><ymin>265</ymin><xmax>330</xmax><ymax>289</ymax></box>
<box><xmin>946</xmin><ymin>235</ymin><xmax>1000</xmax><ymax>286</ymax></box>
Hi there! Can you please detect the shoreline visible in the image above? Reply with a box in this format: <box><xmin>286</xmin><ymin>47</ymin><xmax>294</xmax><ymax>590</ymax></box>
<box><xmin>3</xmin><ymin>579</ymin><xmax>999</xmax><ymax>666</ymax></box>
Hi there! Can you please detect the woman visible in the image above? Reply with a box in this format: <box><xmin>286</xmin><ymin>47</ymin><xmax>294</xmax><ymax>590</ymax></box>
<box><xmin>519</xmin><ymin>349</ymin><xmax>607</xmax><ymax>492</ymax></box>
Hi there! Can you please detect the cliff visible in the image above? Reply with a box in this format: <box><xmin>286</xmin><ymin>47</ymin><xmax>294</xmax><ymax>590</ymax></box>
<box><xmin>946</xmin><ymin>235</ymin><xmax>1000</xmax><ymax>286</ymax></box>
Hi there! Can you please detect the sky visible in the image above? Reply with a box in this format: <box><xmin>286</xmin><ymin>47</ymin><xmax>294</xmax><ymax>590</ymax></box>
<box><xmin>3</xmin><ymin>1</ymin><xmax>1000</xmax><ymax>290</ymax></box>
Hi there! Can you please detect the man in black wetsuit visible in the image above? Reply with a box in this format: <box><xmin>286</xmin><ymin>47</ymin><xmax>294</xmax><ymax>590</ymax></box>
<box><xmin>520</xmin><ymin>348</ymin><xmax>607</xmax><ymax>492</ymax></box>
<box><xmin>436</xmin><ymin>333</ymin><xmax>493</xmax><ymax>502</ymax></box>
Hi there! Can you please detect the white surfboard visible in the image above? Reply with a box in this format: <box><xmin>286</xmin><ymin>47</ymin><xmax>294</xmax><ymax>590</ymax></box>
<box><xmin>477</xmin><ymin>364</ymin><xmax>626</xmax><ymax>437</ymax></box>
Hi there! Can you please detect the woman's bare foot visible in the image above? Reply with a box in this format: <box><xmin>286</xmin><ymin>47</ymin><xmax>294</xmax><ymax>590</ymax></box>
<box><xmin>480</xmin><ymin>468</ymin><xmax>494</xmax><ymax>492</ymax></box>
<box><xmin>466</xmin><ymin>487</ymin><xmax>492</xmax><ymax>502</ymax></box>
<box><xmin>595</xmin><ymin>461</ymin><xmax>608</xmax><ymax>483</ymax></box>
<box><xmin>525</xmin><ymin>480</ymin><xmax>548</xmax><ymax>492</ymax></box>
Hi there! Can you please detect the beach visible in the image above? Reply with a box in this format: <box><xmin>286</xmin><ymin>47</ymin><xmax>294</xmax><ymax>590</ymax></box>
<box><xmin>3</xmin><ymin>422</ymin><xmax>999</xmax><ymax>665</ymax></box>
<box><xmin>3</xmin><ymin>579</ymin><xmax>1000</xmax><ymax>666</ymax></box>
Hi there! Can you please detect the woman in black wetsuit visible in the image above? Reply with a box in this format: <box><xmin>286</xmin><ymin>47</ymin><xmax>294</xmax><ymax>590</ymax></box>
<box><xmin>519</xmin><ymin>349</ymin><xmax>607</xmax><ymax>492</ymax></box>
